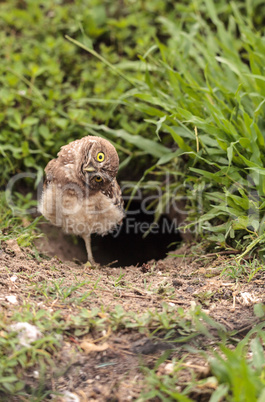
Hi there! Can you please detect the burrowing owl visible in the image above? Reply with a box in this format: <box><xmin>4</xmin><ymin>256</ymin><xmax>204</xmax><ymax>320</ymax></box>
<box><xmin>39</xmin><ymin>135</ymin><xmax>124</xmax><ymax>265</ymax></box>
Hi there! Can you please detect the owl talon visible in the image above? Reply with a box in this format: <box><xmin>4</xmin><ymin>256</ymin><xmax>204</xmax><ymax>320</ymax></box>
<box><xmin>84</xmin><ymin>260</ymin><xmax>100</xmax><ymax>269</ymax></box>
<box><xmin>84</xmin><ymin>260</ymin><xmax>93</xmax><ymax>268</ymax></box>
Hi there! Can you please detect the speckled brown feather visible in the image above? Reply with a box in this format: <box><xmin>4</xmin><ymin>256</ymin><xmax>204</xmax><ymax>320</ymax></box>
<box><xmin>39</xmin><ymin>135</ymin><xmax>124</xmax><ymax>239</ymax></box>
<box><xmin>102</xmin><ymin>179</ymin><xmax>124</xmax><ymax>223</ymax></box>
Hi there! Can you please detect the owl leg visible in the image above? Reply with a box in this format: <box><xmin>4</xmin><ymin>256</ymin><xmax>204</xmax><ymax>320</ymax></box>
<box><xmin>83</xmin><ymin>234</ymin><xmax>95</xmax><ymax>265</ymax></box>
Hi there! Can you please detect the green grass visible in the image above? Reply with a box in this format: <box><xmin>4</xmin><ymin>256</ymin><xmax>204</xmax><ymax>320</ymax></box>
<box><xmin>78</xmin><ymin>0</ymin><xmax>265</xmax><ymax>255</ymax></box>
<box><xmin>64</xmin><ymin>0</ymin><xmax>265</xmax><ymax>256</ymax></box>
<box><xmin>3</xmin><ymin>296</ymin><xmax>262</xmax><ymax>401</ymax></box>
<box><xmin>0</xmin><ymin>0</ymin><xmax>171</xmax><ymax>184</ymax></box>
<box><xmin>0</xmin><ymin>299</ymin><xmax>220</xmax><ymax>397</ymax></box>
<box><xmin>1</xmin><ymin>0</ymin><xmax>265</xmax><ymax>254</ymax></box>
<box><xmin>139</xmin><ymin>318</ymin><xmax>265</xmax><ymax>402</ymax></box>
<box><xmin>1</xmin><ymin>0</ymin><xmax>265</xmax><ymax>400</ymax></box>
<box><xmin>0</xmin><ymin>252</ymin><xmax>265</xmax><ymax>400</ymax></box>
<box><xmin>221</xmin><ymin>258</ymin><xmax>265</xmax><ymax>281</ymax></box>
<box><xmin>0</xmin><ymin>192</ymin><xmax>41</xmax><ymax>247</ymax></box>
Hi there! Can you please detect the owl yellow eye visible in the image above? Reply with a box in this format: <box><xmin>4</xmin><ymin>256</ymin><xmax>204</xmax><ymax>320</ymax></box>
<box><xmin>95</xmin><ymin>176</ymin><xmax>103</xmax><ymax>183</ymax></box>
<box><xmin>96</xmin><ymin>152</ymin><xmax>105</xmax><ymax>162</ymax></box>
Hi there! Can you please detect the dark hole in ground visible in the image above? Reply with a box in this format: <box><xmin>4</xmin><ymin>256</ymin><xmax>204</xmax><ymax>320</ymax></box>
<box><xmin>37</xmin><ymin>202</ymin><xmax>181</xmax><ymax>267</ymax></box>
<box><xmin>91</xmin><ymin>201</ymin><xmax>181</xmax><ymax>266</ymax></box>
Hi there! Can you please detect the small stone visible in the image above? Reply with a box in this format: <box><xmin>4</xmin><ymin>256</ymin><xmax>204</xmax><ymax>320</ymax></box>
<box><xmin>164</xmin><ymin>363</ymin><xmax>174</xmax><ymax>374</ymax></box>
<box><xmin>61</xmin><ymin>391</ymin><xmax>80</xmax><ymax>402</ymax></box>
<box><xmin>6</xmin><ymin>295</ymin><xmax>18</xmax><ymax>304</ymax></box>
<box><xmin>9</xmin><ymin>322</ymin><xmax>42</xmax><ymax>347</ymax></box>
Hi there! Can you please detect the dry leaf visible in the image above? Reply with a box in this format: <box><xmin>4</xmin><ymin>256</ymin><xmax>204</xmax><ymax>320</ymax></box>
<box><xmin>80</xmin><ymin>341</ymin><xmax>109</xmax><ymax>354</ymax></box>
<box><xmin>239</xmin><ymin>292</ymin><xmax>261</xmax><ymax>306</ymax></box>
<box><xmin>197</xmin><ymin>376</ymin><xmax>218</xmax><ymax>390</ymax></box>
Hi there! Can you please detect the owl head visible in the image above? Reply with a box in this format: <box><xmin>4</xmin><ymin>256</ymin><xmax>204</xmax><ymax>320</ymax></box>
<box><xmin>78</xmin><ymin>136</ymin><xmax>119</xmax><ymax>191</ymax></box>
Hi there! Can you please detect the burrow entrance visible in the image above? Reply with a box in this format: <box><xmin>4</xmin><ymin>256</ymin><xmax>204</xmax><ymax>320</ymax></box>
<box><xmin>38</xmin><ymin>201</ymin><xmax>182</xmax><ymax>267</ymax></box>
<box><xmin>91</xmin><ymin>202</ymin><xmax>181</xmax><ymax>266</ymax></box>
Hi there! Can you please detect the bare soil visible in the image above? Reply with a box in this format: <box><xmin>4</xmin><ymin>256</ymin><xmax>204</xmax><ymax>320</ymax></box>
<box><xmin>0</xmin><ymin>231</ymin><xmax>264</xmax><ymax>401</ymax></box>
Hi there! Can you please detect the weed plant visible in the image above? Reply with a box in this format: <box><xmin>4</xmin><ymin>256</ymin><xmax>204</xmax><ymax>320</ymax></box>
<box><xmin>72</xmin><ymin>0</ymin><xmax>265</xmax><ymax>255</ymax></box>
<box><xmin>1</xmin><ymin>0</ymin><xmax>265</xmax><ymax>254</ymax></box>
<box><xmin>1</xmin><ymin>2</ymin><xmax>265</xmax><ymax>399</ymax></box>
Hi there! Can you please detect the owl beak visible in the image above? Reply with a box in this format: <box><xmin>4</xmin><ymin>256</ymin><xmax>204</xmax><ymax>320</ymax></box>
<box><xmin>84</xmin><ymin>165</ymin><xmax>96</xmax><ymax>173</ymax></box>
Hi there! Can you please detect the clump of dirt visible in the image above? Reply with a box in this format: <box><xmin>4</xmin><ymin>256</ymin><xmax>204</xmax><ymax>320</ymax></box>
<box><xmin>0</xmin><ymin>238</ymin><xmax>264</xmax><ymax>401</ymax></box>
<box><xmin>35</xmin><ymin>223</ymin><xmax>87</xmax><ymax>262</ymax></box>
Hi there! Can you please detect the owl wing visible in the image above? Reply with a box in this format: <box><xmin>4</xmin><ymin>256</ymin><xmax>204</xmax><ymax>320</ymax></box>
<box><xmin>43</xmin><ymin>159</ymin><xmax>57</xmax><ymax>188</ymax></box>
<box><xmin>43</xmin><ymin>140</ymin><xmax>80</xmax><ymax>189</ymax></box>
<box><xmin>43</xmin><ymin>158</ymin><xmax>72</xmax><ymax>187</ymax></box>
<box><xmin>102</xmin><ymin>179</ymin><xmax>125</xmax><ymax>219</ymax></box>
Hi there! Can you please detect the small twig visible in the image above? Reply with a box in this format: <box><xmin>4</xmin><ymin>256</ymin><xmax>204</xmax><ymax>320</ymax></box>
<box><xmin>203</xmin><ymin>250</ymin><xmax>240</xmax><ymax>257</ymax></box>
<box><xmin>164</xmin><ymin>298</ymin><xmax>191</xmax><ymax>305</ymax></box>
<box><xmin>181</xmin><ymin>362</ymin><xmax>209</xmax><ymax>371</ymax></box>
<box><xmin>234</xmin><ymin>321</ymin><xmax>259</xmax><ymax>335</ymax></box>
<box><xmin>232</xmin><ymin>292</ymin><xmax>237</xmax><ymax>311</ymax></box>
<box><xmin>93</xmin><ymin>325</ymin><xmax>112</xmax><ymax>343</ymax></box>
<box><xmin>119</xmin><ymin>292</ymin><xmax>153</xmax><ymax>300</ymax></box>
<box><xmin>51</xmin><ymin>298</ymin><xmax>59</xmax><ymax>307</ymax></box>
<box><xmin>219</xmin><ymin>318</ymin><xmax>234</xmax><ymax>330</ymax></box>
<box><xmin>114</xmin><ymin>348</ymin><xmax>134</xmax><ymax>356</ymax></box>
<box><xmin>106</xmin><ymin>260</ymin><xmax>119</xmax><ymax>267</ymax></box>
<box><xmin>94</xmin><ymin>287</ymin><xmax>153</xmax><ymax>300</ymax></box>
<box><xmin>77</xmin><ymin>390</ymin><xmax>88</xmax><ymax>402</ymax></box>
<box><xmin>100</xmin><ymin>289</ymin><xmax>189</xmax><ymax>304</ymax></box>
